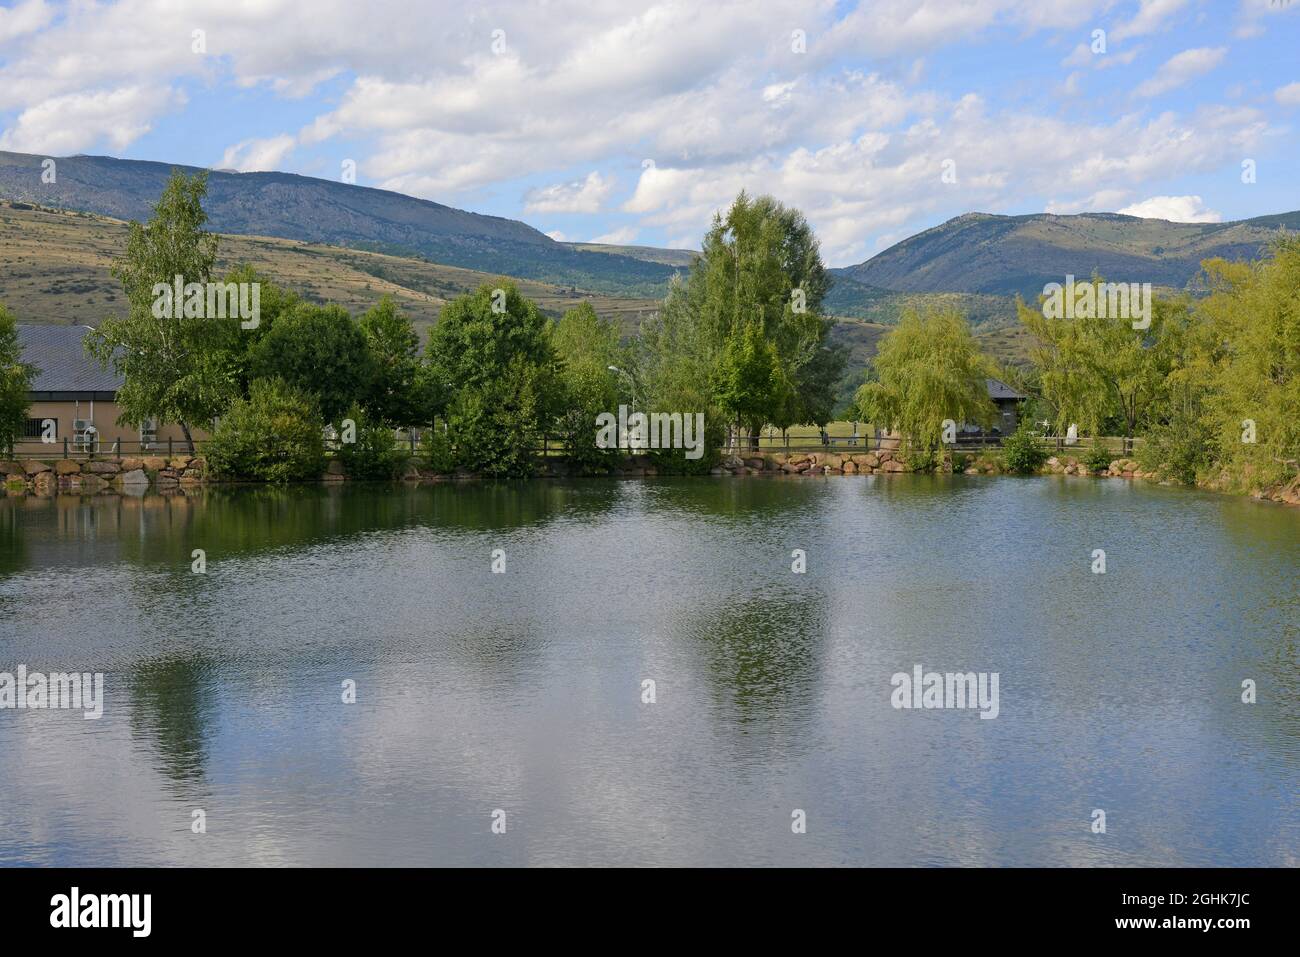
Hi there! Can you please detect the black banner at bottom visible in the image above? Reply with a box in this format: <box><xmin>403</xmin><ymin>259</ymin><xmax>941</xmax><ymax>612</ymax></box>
<box><xmin>0</xmin><ymin>866</ymin><xmax>1282</xmax><ymax>942</ymax></box>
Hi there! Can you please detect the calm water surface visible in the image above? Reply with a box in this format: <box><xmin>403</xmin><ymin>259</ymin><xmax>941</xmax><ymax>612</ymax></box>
<box><xmin>1</xmin><ymin>475</ymin><xmax>1297</xmax><ymax>866</ymax></box>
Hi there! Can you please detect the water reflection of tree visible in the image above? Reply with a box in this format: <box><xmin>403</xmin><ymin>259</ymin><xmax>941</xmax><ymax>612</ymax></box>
<box><xmin>685</xmin><ymin>589</ymin><xmax>830</xmax><ymax>738</ymax></box>
<box><xmin>0</xmin><ymin>498</ymin><xmax>26</xmax><ymax>577</ymax></box>
<box><xmin>127</xmin><ymin>655</ymin><xmax>217</xmax><ymax>783</ymax></box>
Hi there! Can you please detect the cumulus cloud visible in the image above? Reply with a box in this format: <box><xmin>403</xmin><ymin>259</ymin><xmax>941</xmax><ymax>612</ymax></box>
<box><xmin>220</xmin><ymin>134</ymin><xmax>297</xmax><ymax>172</ymax></box>
<box><xmin>0</xmin><ymin>1</ymin><xmax>1283</xmax><ymax>266</ymax></box>
<box><xmin>524</xmin><ymin>171</ymin><xmax>615</xmax><ymax>214</ymax></box>
<box><xmin>1135</xmin><ymin>47</ymin><xmax>1227</xmax><ymax>98</ymax></box>
<box><xmin>1117</xmin><ymin>195</ymin><xmax>1222</xmax><ymax>222</ymax></box>
<box><xmin>0</xmin><ymin>85</ymin><xmax>184</xmax><ymax>153</ymax></box>
<box><xmin>1275</xmin><ymin>82</ymin><xmax>1300</xmax><ymax>107</ymax></box>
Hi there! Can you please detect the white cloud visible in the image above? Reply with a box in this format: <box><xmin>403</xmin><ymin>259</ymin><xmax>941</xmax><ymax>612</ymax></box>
<box><xmin>0</xmin><ymin>85</ymin><xmax>184</xmax><ymax>153</ymax></box>
<box><xmin>220</xmin><ymin>134</ymin><xmax>297</xmax><ymax>172</ymax></box>
<box><xmin>1135</xmin><ymin>47</ymin><xmax>1227</xmax><ymax>98</ymax></box>
<box><xmin>524</xmin><ymin>171</ymin><xmax>614</xmax><ymax>214</ymax></box>
<box><xmin>1275</xmin><ymin>82</ymin><xmax>1300</xmax><ymax>107</ymax></box>
<box><xmin>0</xmin><ymin>0</ymin><xmax>53</xmax><ymax>45</ymax></box>
<box><xmin>545</xmin><ymin>229</ymin><xmax>567</xmax><ymax>242</ymax></box>
<box><xmin>1112</xmin><ymin>0</ymin><xmax>1189</xmax><ymax>41</ymax></box>
<box><xmin>589</xmin><ymin>226</ymin><xmax>639</xmax><ymax>245</ymax></box>
<box><xmin>1117</xmin><ymin>194</ymin><xmax>1222</xmax><ymax>222</ymax></box>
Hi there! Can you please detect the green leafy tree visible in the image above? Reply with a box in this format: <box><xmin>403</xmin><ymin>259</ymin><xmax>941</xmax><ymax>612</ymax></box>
<box><xmin>359</xmin><ymin>296</ymin><xmax>422</xmax><ymax>426</ymax></box>
<box><xmin>87</xmin><ymin>170</ymin><xmax>228</xmax><ymax>450</ymax></box>
<box><xmin>0</xmin><ymin>303</ymin><xmax>35</xmax><ymax>456</ymax></box>
<box><xmin>1017</xmin><ymin>279</ymin><xmax>1184</xmax><ymax>443</ymax></box>
<box><xmin>714</xmin><ymin>321</ymin><xmax>791</xmax><ymax>441</ymax></box>
<box><xmin>551</xmin><ymin>302</ymin><xmax>622</xmax><ymax>473</ymax></box>
<box><xmin>425</xmin><ymin>283</ymin><xmax>562</xmax><ymax>476</ymax></box>
<box><xmin>250</xmin><ymin>303</ymin><xmax>373</xmax><ymax>426</ymax></box>
<box><xmin>205</xmin><ymin>378</ymin><xmax>326</xmax><ymax>483</ymax></box>
<box><xmin>638</xmin><ymin>193</ymin><xmax>833</xmax><ymax>443</ymax></box>
<box><xmin>854</xmin><ymin>306</ymin><xmax>994</xmax><ymax>449</ymax></box>
<box><xmin>1194</xmin><ymin>241</ymin><xmax>1300</xmax><ymax>490</ymax></box>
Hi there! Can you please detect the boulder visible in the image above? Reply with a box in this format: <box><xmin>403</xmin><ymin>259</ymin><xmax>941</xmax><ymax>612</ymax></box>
<box><xmin>117</xmin><ymin>468</ymin><xmax>149</xmax><ymax>488</ymax></box>
<box><xmin>744</xmin><ymin>457</ymin><xmax>765</xmax><ymax>470</ymax></box>
<box><xmin>142</xmin><ymin>456</ymin><xmax>169</xmax><ymax>472</ymax></box>
<box><xmin>0</xmin><ymin>461</ymin><xmax>24</xmax><ymax>475</ymax></box>
<box><xmin>24</xmin><ymin>460</ymin><xmax>51</xmax><ymax>475</ymax></box>
<box><xmin>325</xmin><ymin>459</ymin><xmax>346</xmax><ymax>476</ymax></box>
<box><xmin>843</xmin><ymin>461</ymin><xmax>858</xmax><ymax>473</ymax></box>
<box><xmin>882</xmin><ymin>459</ymin><xmax>909</xmax><ymax>472</ymax></box>
<box><xmin>53</xmin><ymin>459</ymin><xmax>81</xmax><ymax>474</ymax></box>
<box><xmin>120</xmin><ymin>457</ymin><xmax>144</xmax><ymax>472</ymax></box>
<box><xmin>74</xmin><ymin>474</ymin><xmax>107</xmax><ymax>494</ymax></box>
<box><xmin>821</xmin><ymin>453</ymin><xmax>843</xmax><ymax>470</ymax></box>
<box><xmin>84</xmin><ymin>461</ymin><xmax>120</xmax><ymax>474</ymax></box>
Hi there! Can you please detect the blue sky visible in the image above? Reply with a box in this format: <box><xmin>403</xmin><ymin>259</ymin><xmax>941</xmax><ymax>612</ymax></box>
<box><xmin>1</xmin><ymin>0</ymin><xmax>1298</xmax><ymax>265</ymax></box>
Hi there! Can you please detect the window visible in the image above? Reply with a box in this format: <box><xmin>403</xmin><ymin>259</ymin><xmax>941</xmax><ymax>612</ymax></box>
<box><xmin>23</xmin><ymin>417</ymin><xmax>56</xmax><ymax>439</ymax></box>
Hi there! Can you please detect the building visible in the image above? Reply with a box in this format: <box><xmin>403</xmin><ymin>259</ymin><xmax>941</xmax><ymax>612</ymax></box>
<box><xmin>15</xmin><ymin>324</ymin><xmax>204</xmax><ymax>456</ymax></box>
<box><xmin>983</xmin><ymin>377</ymin><xmax>1026</xmax><ymax>435</ymax></box>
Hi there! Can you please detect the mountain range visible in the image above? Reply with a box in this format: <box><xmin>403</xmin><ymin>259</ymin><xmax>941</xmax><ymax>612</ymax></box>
<box><xmin>2</xmin><ymin>149</ymin><xmax>1295</xmax><ymax>333</ymax></box>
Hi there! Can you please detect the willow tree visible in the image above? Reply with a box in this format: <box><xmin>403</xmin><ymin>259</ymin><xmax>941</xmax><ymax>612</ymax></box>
<box><xmin>1016</xmin><ymin>277</ymin><xmax>1183</xmax><ymax>444</ymax></box>
<box><xmin>854</xmin><ymin>306</ymin><xmax>993</xmax><ymax>449</ymax></box>
<box><xmin>1195</xmin><ymin>239</ymin><xmax>1300</xmax><ymax>491</ymax></box>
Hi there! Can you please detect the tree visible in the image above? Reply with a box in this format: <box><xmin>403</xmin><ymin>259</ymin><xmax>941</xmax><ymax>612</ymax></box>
<box><xmin>854</xmin><ymin>306</ymin><xmax>994</xmax><ymax>449</ymax></box>
<box><xmin>714</xmin><ymin>321</ymin><xmax>791</xmax><ymax>442</ymax></box>
<box><xmin>1194</xmin><ymin>239</ymin><xmax>1300</xmax><ymax>490</ymax></box>
<box><xmin>551</xmin><ymin>302</ymin><xmax>622</xmax><ymax>472</ymax></box>
<box><xmin>0</xmin><ymin>303</ymin><xmax>35</xmax><ymax>456</ymax></box>
<box><xmin>638</xmin><ymin>193</ymin><xmax>834</xmax><ymax>443</ymax></box>
<box><xmin>425</xmin><ymin>283</ymin><xmax>562</xmax><ymax>476</ymax></box>
<box><xmin>250</xmin><ymin>302</ymin><xmax>373</xmax><ymax>426</ymax></box>
<box><xmin>1017</xmin><ymin>278</ymin><xmax>1183</xmax><ymax>443</ymax></box>
<box><xmin>204</xmin><ymin>378</ymin><xmax>326</xmax><ymax>483</ymax></box>
<box><xmin>87</xmin><ymin>170</ymin><xmax>227</xmax><ymax>451</ymax></box>
<box><xmin>359</xmin><ymin>296</ymin><xmax>421</xmax><ymax>426</ymax></box>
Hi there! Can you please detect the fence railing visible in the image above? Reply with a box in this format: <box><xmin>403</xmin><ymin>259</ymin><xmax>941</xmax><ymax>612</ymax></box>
<box><xmin>5</xmin><ymin>431</ymin><xmax>1143</xmax><ymax>461</ymax></box>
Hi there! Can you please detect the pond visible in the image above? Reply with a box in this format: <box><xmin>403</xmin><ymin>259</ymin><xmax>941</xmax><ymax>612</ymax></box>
<box><xmin>0</xmin><ymin>475</ymin><xmax>1296</xmax><ymax>866</ymax></box>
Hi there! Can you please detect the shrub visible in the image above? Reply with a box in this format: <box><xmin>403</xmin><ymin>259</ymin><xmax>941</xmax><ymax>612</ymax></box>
<box><xmin>1001</xmin><ymin>423</ymin><xmax>1048</xmax><ymax>474</ymax></box>
<box><xmin>335</xmin><ymin>406</ymin><xmax>406</xmax><ymax>480</ymax></box>
<box><xmin>423</xmin><ymin>425</ymin><xmax>455</xmax><ymax>474</ymax></box>
<box><xmin>646</xmin><ymin>414</ymin><xmax>725</xmax><ymax>474</ymax></box>
<box><xmin>904</xmin><ymin>447</ymin><xmax>938</xmax><ymax>472</ymax></box>
<box><xmin>205</xmin><ymin>378</ymin><xmax>326</xmax><ymax>483</ymax></box>
<box><xmin>1137</xmin><ymin>408</ymin><xmax>1213</xmax><ymax>485</ymax></box>
<box><xmin>1084</xmin><ymin>443</ymin><xmax>1114</xmax><ymax>473</ymax></box>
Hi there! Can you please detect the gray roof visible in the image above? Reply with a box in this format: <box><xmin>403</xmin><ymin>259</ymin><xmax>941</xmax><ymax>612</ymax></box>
<box><xmin>986</xmin><ymin>377</ymin><xmax>1025</xmax><ymax>401</ymax></box>
<box><xmin>17</xmin><ymin>324</ymin><xmax>123</xmax><ymax>395</ymax></box>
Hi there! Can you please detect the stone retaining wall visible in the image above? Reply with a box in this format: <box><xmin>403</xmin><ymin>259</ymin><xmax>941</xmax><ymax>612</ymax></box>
<box><xmin>0</xmin><ymin>456</ymin><xmax>207</xmax><ymax>495</ymax></box>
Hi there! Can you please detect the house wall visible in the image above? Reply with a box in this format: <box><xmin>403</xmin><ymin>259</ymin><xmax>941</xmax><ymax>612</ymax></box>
<box><xmin>13</xmin><ymin>399</ymin><xmax>210</xmax><ymax>456</ymax></box>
